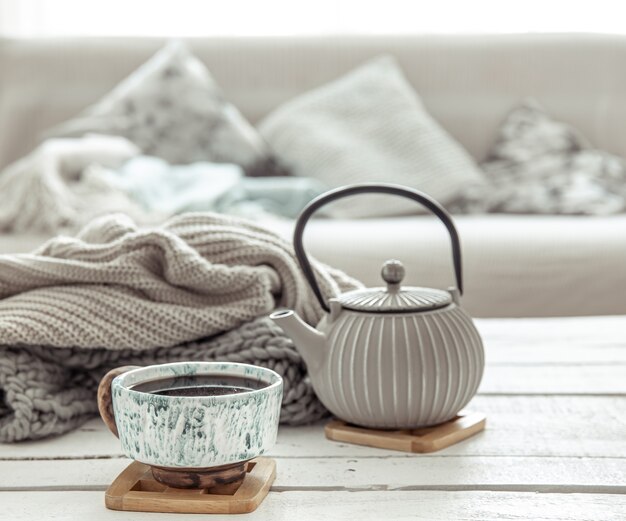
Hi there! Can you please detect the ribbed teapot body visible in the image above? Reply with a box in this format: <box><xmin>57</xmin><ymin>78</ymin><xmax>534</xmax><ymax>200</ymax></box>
<box><xmin>314</xmin><ymin>305</ymin><xmax>484</xmax><ymax>429</ymax></box>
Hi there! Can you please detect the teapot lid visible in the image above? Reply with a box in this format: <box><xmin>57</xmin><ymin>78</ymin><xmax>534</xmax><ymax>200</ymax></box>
<box><xmin>336</xmin><ymin>260</ymin><xmax>452</xmax><ymax>313</ymax></box>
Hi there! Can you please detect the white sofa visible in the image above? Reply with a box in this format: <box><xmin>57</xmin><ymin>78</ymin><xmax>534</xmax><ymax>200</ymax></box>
<box><xmin>1</xmin><ymin>34</ymin><xmax>625</xmax><ymax>317</ymax></box>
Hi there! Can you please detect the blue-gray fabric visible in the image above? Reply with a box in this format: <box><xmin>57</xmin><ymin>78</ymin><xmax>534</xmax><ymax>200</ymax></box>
<box><xmin>97</xmin><ymin>156</ymin><xmax>328</xmax><ymax>218</ymax></box>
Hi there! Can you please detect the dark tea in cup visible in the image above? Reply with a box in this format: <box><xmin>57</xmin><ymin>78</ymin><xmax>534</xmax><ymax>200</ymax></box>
<box><xmin>129</xmin><ymin>374</ymin><xmax>268</xmax><ymax>397</ymax></box>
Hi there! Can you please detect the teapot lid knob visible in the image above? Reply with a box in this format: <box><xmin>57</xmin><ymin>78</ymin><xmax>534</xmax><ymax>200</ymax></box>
<box><xmin>339</xmin><ymin>259</ymin><xmax>452</xmax><ymax>311</ymax></box>
<box><xmin>381</xmin><ymin>259</ymin><xmax>405</xmax><ymax>287</ymax></box>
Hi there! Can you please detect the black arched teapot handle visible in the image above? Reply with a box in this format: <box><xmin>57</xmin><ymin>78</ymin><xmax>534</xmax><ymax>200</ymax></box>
<box><xmin>293</xmin><ymin>183</ymin><xmax>463</xmax><ymax>313</ymax></box>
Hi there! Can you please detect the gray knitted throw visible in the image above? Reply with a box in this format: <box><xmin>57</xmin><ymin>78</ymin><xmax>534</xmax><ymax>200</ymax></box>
<box><xmin>0</xmin><ymin>212</ymin><xmax>361</xmax><ymax>442</ymax></box>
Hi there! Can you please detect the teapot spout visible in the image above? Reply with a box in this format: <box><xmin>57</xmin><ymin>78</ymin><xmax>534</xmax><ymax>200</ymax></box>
<box><xmin>269</xmin><ymin>310</ymin><xmax>326</xmax><ymax>373</ymax></box>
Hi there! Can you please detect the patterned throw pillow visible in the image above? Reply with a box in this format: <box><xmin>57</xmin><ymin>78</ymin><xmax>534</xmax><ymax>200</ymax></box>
<box><xmin>258</xmin><ymin>56</ymin><xmax>485</xmax><ymax>218</ymax></box>
<box><xmin>50</xmin><ymin>41</ymin><xmax>285</xmax><ymax>177</ymax></box>
<box><xmin>476</xmin><ymin>100</ymin><xmax>626</xmax><ymax>214</ymax></box>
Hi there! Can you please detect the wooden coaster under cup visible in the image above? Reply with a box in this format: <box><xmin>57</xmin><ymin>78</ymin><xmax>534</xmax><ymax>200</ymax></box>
<box><xmin>105</xmin><ymin>457</ymin><xmax>275</xmax><ymax>514</ymax></box>
<box><xmin>325</xmin><ymin>410</ymin><xmax>486</xmax><ymax>453</ymax></box>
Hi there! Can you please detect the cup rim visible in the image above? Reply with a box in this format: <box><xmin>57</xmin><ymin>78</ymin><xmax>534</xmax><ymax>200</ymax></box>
<box><xmin>113</xmin><ymin>361</ymin><xmax>283</xmax><ymax>400</ymax></box>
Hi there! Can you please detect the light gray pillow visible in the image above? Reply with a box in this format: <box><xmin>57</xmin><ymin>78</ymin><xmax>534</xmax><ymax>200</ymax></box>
<box><xmin>478</xmin><ymin>100</ymin><xmax>626</xmax><ymax>214</ymax></box>
<box><xmin>258</xmin><ymin>56</ymin><xmax>485</xmax><ymax>218</ymax></box>
<box><xmin>50</xmin><ymin>41</ymin><xmax>285</xmax><ymax>177</ymax></box>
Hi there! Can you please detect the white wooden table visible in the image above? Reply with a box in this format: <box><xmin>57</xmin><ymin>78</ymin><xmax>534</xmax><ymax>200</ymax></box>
<box><xmin>2</xmin><ymin>316</ymin><xmax>625</xmax><ymax>520</ymax></box>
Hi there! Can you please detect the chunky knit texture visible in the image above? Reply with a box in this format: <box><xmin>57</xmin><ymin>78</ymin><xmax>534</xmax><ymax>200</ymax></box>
<box><xmin>0</xmin><ymin>212</ymin><xmax>361</xmax><ymax>441</ymax></box>
<box><xmin>0</xmin><ymin>317</ymin><xmax>326</xmax><ymax>442</ymax></box>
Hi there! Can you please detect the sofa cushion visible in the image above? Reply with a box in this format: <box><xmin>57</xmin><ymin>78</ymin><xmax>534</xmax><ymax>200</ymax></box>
<box><xmin>258</xmin><ymin>56</ymin><xmax>485</xmax><ymax>218</ymax></box>
<box><xmin>479</xmin><ymin>100</ymin><xmax>626</xmax><ymax>214</ymax></box>
<box><xmin>48</xmin><ymin>41</ymin><xmax>284</xmax><ymax>176</ymax></box>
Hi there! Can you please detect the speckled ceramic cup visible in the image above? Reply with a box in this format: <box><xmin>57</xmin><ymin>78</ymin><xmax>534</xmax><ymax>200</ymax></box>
<box><xmin>97</xmin><ymin>362</ymin><xmax>283</xmax><ymax>488</ymax></box>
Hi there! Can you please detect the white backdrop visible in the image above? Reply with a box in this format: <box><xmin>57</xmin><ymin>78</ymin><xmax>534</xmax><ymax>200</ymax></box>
<box><xmin>0</xmin><ymin>0</ymin><xmax>624</xmax><ymax>37</ymax></box>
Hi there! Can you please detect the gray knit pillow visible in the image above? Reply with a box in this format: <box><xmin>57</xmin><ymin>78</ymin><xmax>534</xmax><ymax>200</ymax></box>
<box><xmin>479</xmin><ymin>100</ymin><xmax>626</xmax><ymax>214</ymax></box>
<box><xmin>50</xmin><ymin>41</ymin><xmax>285</xmax><ymax>177</ymax></box>
<box><xmin>258</xmin><ymin>56</ymin><xmax>485</xmax><ymax>218</ymax></box>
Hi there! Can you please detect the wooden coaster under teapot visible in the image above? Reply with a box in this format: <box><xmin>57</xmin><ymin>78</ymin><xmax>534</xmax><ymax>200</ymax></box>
<box><xmin>325</xmin><ymin>410</ymin><xmax>486</xmax><ymax>453</ymax></box>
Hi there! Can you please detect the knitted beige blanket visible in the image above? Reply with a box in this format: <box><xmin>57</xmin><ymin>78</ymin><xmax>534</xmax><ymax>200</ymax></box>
<box><xmin>0</xmin><ymin>212</ymin><xmax>357</xmax><ymax>349</ymax></box>
<box><xmin>0</xmin><ymin>212</ymin><xmax>361</xmax><ymax>441</ymax></box>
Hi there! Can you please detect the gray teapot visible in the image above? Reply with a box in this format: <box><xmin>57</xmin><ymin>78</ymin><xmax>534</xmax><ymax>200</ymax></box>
<box><xmin>271</xmin><ymin>184</ymin><xmax>484</xmax><ymax>429</ymax></box>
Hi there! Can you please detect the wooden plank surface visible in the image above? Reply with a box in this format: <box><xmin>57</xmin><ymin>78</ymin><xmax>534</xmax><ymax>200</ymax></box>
<box><xmin>479</xmin><ymin>365</ymin><xmax>626</xmax><ymax>394</ymax></box>
<box><xmin>2</xmin><ymin>396</ymin><xmax>625</xmax><ymax>460</ymax></box>
<box><xmin>3</xmin><ymin>490</ymin><xmax>626</xmax><ymax>521</ymax></box>
<box><xmin>1</xmin><ymin>316</ymin><xmax>622</xmax><ymax>460</ymax></box>
<box><xmin>3</xmin><ymin>455</ymin><xmax>626</xmax><ymax>492</ymax></box>
<box><xmin>476</xmin><ymin>316</ymin><xmax>626</xmax><ymax>344</ymax></box>
<box><xmin>487</xmin><ymin>346</ymin><xmax>626</xmax><ymax>365</ymax></box>
<box><xmin>1</xmin><ymin>315</ymin><xmax>625</xmax><ymax>519</ymax></box>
